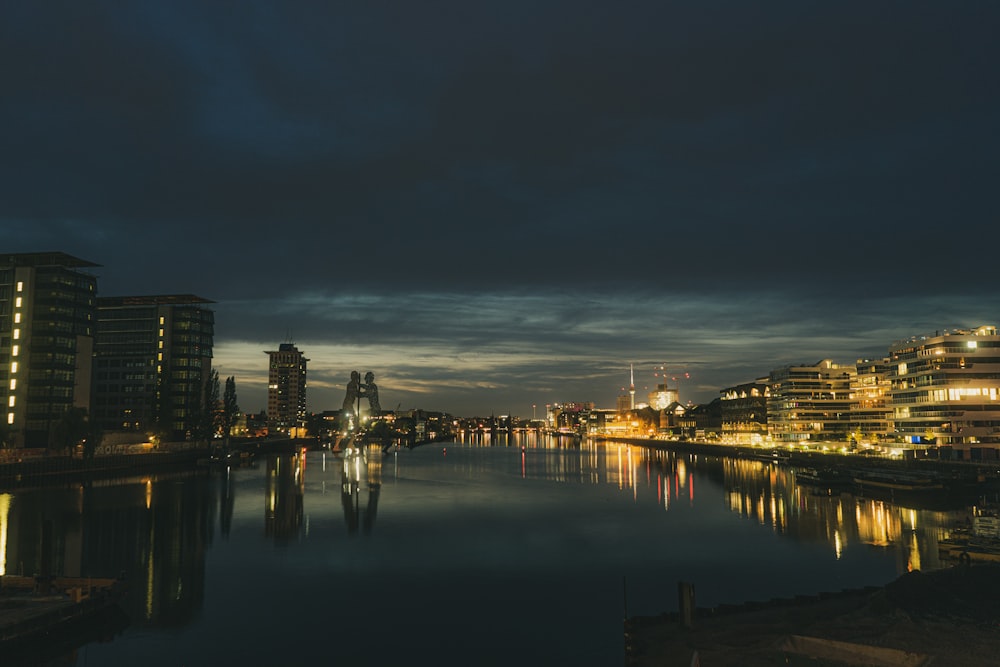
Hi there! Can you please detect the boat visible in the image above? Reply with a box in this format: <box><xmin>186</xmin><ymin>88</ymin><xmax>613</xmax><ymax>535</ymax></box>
<box><xmin>751</xmin><ymin>450</ymin><xmax>790</xmax><ymax>463</ymax></box>
<box><xmin>852</xmin><ymin>471</ymin><xmax>945</xmax><ymax>492</ymax></box>
<box><xmin>794</xmin><ymin>467</ymin><xmax>852</xmax><ymax>489</ymax></box>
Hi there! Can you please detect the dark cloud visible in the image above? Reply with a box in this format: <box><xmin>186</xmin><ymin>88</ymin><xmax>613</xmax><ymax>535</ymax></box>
<box><xmin>3</xmin><ymin>2</ymin><xmax>998</xmax><ymax>414</ymax></box>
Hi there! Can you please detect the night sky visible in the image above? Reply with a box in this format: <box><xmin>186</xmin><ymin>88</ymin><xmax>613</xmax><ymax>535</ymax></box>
<box><xmin>3</xmin><ymin>2</ymin><xmax>998</xmax><ymax>417</ymax></box>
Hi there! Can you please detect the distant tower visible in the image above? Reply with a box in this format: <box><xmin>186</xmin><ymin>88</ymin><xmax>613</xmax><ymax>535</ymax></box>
<box><xmin>629</xmin><ymin>364</ymin><xmax>636</xmax><ymax>411</ymax></box>
<box><xmin>265</xmin><ymin>343</ymin><xmax>308</xmax><ymax>435</ymax></box>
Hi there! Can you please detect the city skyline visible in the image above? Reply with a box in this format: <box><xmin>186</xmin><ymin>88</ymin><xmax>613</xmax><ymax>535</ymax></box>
<box><xmin>3</xmin><ymin>3</ymin><xmax>998</xmax><ymax>416</ymax></box>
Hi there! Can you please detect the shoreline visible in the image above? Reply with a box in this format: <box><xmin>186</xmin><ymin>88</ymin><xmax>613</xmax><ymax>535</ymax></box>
<box><xmin>625</xmin><ymin>564</ymin><xmax>1000</xmax><ymax>666</ymax></box>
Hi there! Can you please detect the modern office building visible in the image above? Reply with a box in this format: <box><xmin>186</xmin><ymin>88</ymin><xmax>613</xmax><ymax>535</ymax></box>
<box><xmin>720</xmin><ymin>380</ymin><xmax>769</xmax><ymax>444</ymax></box>
<box><xmin>850</xmin><ymin>358</ymin><xmax>893</xmax><ymax>444</ymax></box>
<box><xmin>265</xmin><ymin>343</ymin><xmax>308</xmax><ymax>434</ymax></box>
<box><xmin>648</xmin><ymin>383</ymin><xmax>680</xmax><ymax>410</ymax></box>
<box><xmin>768</xmin><ymin>360</ymin><xmax>855</xmax><ymax>443</ymax></box>
<box><xmin>888</xmin><ymin>326</ymin><xmax>1000</xmax><ymax>447</ymax></box>
<box><xmin>0</xmin><ymin>252</ymin><xmax>99</xmax><ymax>448</ymax></box>
<box><xmin>92</xmin><ymin>295</ymin><xmax>215</xmax><ymax>441</ymax></box>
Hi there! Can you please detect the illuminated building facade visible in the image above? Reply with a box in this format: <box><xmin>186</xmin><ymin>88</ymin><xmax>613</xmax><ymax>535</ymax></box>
<box><xmin>548</xmin><ymin>402</ymin><xmax>594</xmax><ymax>431</ymax></box>
<box><xmin>850</xmin><ymin>358</ymin><xmax>893</xmax><ymax>443</ymax></box>
<box><xmin>648</xmin><ymin>383</ymin><xmax>679</xmax><ymax>410</ymax></box>
<box><xmin>93</xmin><ymin>295</ymin><xmax>215</xmax><ymax>440</ymax></box>
<box><xmin>0</xmin><ymin>252</ymin><xmax>98</xmax><ymax>448</ymax></box>
<box><xmin>720</xmin><ymin>380</ymin><xmax>769</xmax><ymax>444</ymax></box>
<box><xmin>265</xmin><ymin>343</ymin><xmax>308</xmax><ymax>434</ymax></box>
<box><xmin>888</xmin><ymin>326</ymin><xmax>1000</xmax><ymax>447</ymax></box>
<box><xmin>768</xmin><ymin>360</ymin><xmax>855</xmax><ymax>443</ymax></box>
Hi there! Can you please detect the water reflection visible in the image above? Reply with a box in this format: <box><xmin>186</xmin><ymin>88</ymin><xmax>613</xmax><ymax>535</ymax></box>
<box><xmin>462</xmin><ymin>432</ymin><xmax>972</xmax><ymax>576</ymax></box>
<box><xmin>0</xmin><ymin>438</ymin><xmax>988</xmax><ymax>663</ymax></box>
<box><xmin>265</xmin><ymin>451</ymin><xmax>304</xmax><ymax>544</ymax></box>
<box><xmin>341</xmin><ymin>446</ymin><xmax>381</xmax><ymax>536</ymax></box>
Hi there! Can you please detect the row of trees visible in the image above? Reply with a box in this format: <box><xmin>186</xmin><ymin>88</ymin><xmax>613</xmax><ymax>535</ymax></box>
<box><xmin>47</xmin><ymin>371</ymin><xmax>239</xmax><ymax>456</ymax></box>
<box><xmin>192</xmin><ymin>370</ymin><xmax>240</xmax><ymax>449</ymax></box>
<box><xmin>0</xmin><ymin>371</ymin><xmax>242</xmax><ymax>456</ymax></box>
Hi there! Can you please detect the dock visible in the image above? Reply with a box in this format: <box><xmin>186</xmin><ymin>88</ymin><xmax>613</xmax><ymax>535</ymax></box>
<box><xmin>0</xmin><ymin>575</ymin><xmax>127</xmax><ymax>659</ymax></box>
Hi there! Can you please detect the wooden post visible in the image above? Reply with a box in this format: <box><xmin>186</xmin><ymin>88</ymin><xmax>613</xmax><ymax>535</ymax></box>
<box><xmin>678</xmin><ymin>581</ymin><xmax>695</xmax><ymax>628</ymax></box>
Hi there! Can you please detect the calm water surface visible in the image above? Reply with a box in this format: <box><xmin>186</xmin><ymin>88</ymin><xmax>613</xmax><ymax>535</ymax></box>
<box><xmin>1</xmin><ymin>436</ymin><xmax>970</xmax><ymax>666</ymax></box>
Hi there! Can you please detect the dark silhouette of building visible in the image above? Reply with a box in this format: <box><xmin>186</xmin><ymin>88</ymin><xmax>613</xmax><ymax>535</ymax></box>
<box><xmin>93</xmin><ymin>295</ymin><xmax>215</xmax><ymax>441</ymax></box>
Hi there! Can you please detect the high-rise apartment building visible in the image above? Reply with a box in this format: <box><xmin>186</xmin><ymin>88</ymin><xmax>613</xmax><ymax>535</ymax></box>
<box><xmin>0</xmin><ymin>252</ymin><xmax>99</xmax><ymax>448</ymax></box>
<box><xmin>768</xmin><ymin>359</ymin><xmax>855</xmax><ymax>443</ymax></box>
<box><xmin>888</xmin><ymin>326</ymin><xmax>1000</xmax><ymax>446</ymax></box>
<box><xmin>265</xmin><ymin>343</ymin><xmax>308</xmax><ymax>434</ymax></box>
<box><xmin>93</xmin><ymin>295</ymin><xmax>214</xmax><ymax>441</ymax></box>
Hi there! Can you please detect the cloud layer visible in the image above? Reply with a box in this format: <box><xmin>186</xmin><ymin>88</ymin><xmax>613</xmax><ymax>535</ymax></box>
<box><xmin>3</xmin><ymin>2</ymin><xmax>998</xmax><ymax>414</ymax></box>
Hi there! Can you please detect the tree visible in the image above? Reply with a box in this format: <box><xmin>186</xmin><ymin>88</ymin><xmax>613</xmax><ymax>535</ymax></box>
<box><xmin>222</xmin><ymin>376</ymin><xmax>240</xmax><ymax>446</ymax></box>
<box><xmin>51</xmin><ymin>407</ymin><xmax>90</xmax><ymax>454</ymax></box>
<box><xmin>82</xmin><ymin>421</ymin><xmax>104</xmax><ymax>460</ymax></box>
<box><xmin>192</xmin><ymin>369</ymin><xmax>221</xmax><ymax>444</ymax></box>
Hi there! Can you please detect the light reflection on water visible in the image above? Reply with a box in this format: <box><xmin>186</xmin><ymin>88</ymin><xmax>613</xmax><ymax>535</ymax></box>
<box><xmin>0</xmin><ymin>435</ymin><xmax>977</xmax><ymax>666</ymax></box>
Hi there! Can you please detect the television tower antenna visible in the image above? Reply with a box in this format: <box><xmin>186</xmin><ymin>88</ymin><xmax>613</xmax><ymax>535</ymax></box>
<box><xmin>629</xmin><ymin>363</ymin><xmax>636</xmax><ymax>410</ymax></box>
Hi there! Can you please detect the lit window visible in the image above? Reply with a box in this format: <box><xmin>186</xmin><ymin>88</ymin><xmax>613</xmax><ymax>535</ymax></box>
<box><xmin>16</xmin><ymin>282</ymin><xmax>23</xmax><ymax>292</ymax></box>
<box><xmin>968</xmin><ymin>341</ymin><xmax>978</xmax><ymax>349</ymax></box>
<box><xmin>9</xmin><ymin>379</ymin><xmax>15</xmax><ymax>390</ymax></box>
<box><xmin>6</xmin><ymin>413</ymin><xmax>13</xmax><ymax>425</ymax></box>
<box><xmin>157</xmin><ymin>353</ymin><xmax>162</xmax><ymax>361</ymax></box>
<box><xmin>158</xmin><ymin>341</ymin><xmax>163</xmax><ymax>349</ymax></box>
<box><xmin>13</xmin><ymin>313</ymin><xmax>20</xmax><ymax>324</ymax></box>
<box><xmin>14</xmin><ymin>297</ymin><xmax>21</xmax><ymax>307</ymax></box>
<box><xmin>9</xmin><ymin>362</ymin><xmax>16</xmax><ymax>373</ymax></box>
<box><xmin>159</xmin><ymin>316</ymin><xmax>164</xmax><ymax>325</ymax></box>
<box><xmin>7</xmin><ymin>397</ymin><xmax>13</xmax><ymax>407</ymax></box>
<box><xmin>12</xmin><ymin>329</ymin><xmax>19</xmax><ymax>340</ymax></box>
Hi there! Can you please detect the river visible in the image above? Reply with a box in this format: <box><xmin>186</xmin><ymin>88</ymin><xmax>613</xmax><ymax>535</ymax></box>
<box><xmin>0</xmin><ymin>434</ymin><xmax>979</xmax><ymax>666</ymax></box>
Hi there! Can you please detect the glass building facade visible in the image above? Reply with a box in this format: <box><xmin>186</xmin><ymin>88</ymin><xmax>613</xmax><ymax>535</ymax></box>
<box><xmin>888</xmin><ymin>326</ymin><xmax>1000</xmax><ymax>446</ymax></box>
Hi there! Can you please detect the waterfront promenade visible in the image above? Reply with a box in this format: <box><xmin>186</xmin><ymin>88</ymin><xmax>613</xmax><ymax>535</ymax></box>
<box><xmin>598</xmin><ymin>435</ymin><xmax>1000</xmax><ymax>477</ymax></box>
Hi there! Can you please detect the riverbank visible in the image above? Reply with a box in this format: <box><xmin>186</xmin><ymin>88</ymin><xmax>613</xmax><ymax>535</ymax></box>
<box><xmin>596</xmin><ymin>435</ymin><xmax>996</xmax><ymax>471</ymax></box>
<box><xmin>625</xmin><ymin>564</ymin><xmax>1000</xmax><ymax>666</ymax></box>
<box><xmin>0</xmin><ymin>437</ymin><xmax>312</xmax><ymax>489</ymax></box>
<box><xmin>0</xmin><ymin>575</ymin><xmax>128</xmax><ymax>664</ymax></box>
<box><xmin>599</xmin><ymin>435</ymin><xmax>1000</xmax><ymax>510</ymax></box>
